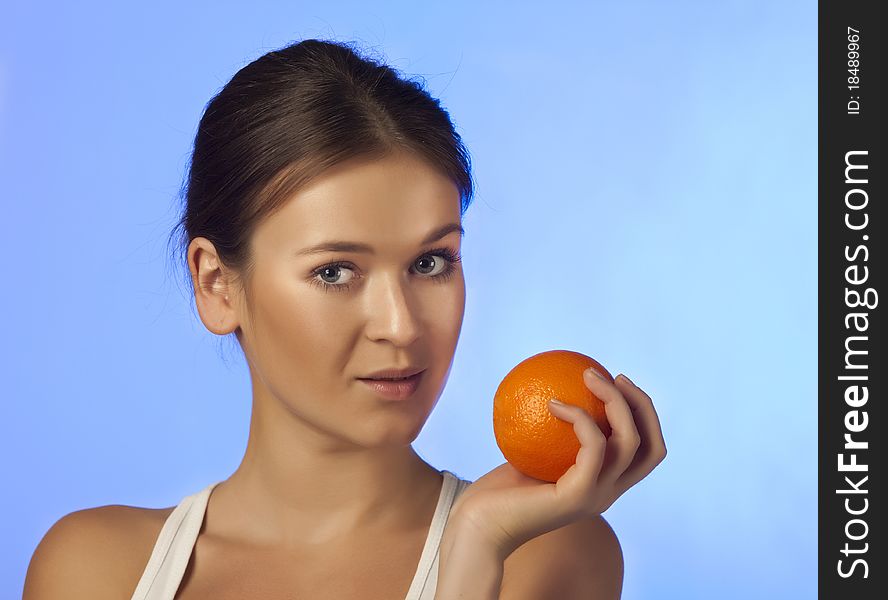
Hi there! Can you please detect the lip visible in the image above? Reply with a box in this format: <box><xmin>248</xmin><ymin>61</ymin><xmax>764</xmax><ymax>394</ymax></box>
<box><xmin>361</xmin><ymin>366</ymin><xmax>425</xmax><ymax>379</ymax></box>
<box><xmin>358</xmin><ymin>370</ymin><xmax>425</xmax><ymax>400</ymax></box>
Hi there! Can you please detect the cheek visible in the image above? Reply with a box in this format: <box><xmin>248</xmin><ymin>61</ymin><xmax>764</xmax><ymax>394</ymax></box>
<box><xmin>445</xmin><ymin>274</ymin><xmax>466</xmax><ymax>326</ymax></box>
<box><xmin>250</xmin><ymin>276</ymin><xmax>348</xmax><ymax>380</ymax></box>
<box><xmin>426</xmin><ymin>277</ymin><xmax>466</xmax><ymax>346</ymax></box>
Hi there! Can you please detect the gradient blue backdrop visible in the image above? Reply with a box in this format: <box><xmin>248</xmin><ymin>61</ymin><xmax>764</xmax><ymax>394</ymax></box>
<box><xmin>2</xmin><ymin>1</ymin><xmax>816</xmax><ymax>598</ymax></box>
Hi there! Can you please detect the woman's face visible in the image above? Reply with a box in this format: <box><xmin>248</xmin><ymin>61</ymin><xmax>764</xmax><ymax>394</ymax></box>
<box><xmin>234</xmin><ymin>151</ymin><xmax>466</xmax><ymax>447</ymax></box>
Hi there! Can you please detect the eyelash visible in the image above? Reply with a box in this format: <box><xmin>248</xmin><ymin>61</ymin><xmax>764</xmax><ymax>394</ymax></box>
<box><xmin>308</xmin><ymin>247</ymin><xmax>463</xmax><ymax>293</ymax></box>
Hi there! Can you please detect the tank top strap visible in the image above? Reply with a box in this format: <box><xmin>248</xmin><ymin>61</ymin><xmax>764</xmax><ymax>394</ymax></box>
<box><xmin>131</xmin><ymin>471</ymin><xmax>473</xmax><ymax>600</ymax></box>
<box><xmin>405</xmin><ymin>470</ymin><xmax>473</xmax><ymax>600</ymax></box>
<box><xmin>129</xmin><ymin>481</ymin><xmax>220</xmax><ymax>600</ymax></box>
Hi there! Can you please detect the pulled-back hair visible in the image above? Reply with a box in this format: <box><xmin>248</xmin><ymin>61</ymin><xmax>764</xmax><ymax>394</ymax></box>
<box><xmin>167</xmin><ymin>38</ymin><xmax>475</xmax><ymax>315</ymax></box>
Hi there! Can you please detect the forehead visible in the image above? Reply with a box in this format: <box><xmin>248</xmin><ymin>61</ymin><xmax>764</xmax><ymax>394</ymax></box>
<box><xmin>259</xmin><ymin>153</ymin><xmax>462</xmax><ymax>251</ymax></box>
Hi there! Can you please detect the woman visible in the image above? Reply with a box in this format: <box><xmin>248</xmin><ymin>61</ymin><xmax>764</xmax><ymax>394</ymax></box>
<box><xmin>23</xmin><ymin>39</ymin><xmax>666</xmax><ymax>600</ymax></box>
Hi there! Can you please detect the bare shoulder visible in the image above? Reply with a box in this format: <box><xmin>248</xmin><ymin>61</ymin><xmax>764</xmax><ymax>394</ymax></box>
<box><xmin>23</xmin><ymin>502</ymin><xmax>174</xmax><ymax>600</ymax></box>
<box><xmin>500</xmin><ymin>514</ymin><xmax>623</xmax><ymax>600</ymax></box>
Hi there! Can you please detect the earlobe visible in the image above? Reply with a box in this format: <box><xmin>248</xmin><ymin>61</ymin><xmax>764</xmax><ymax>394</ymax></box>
<box><xmin>198</xmin><ymin>291</ymin><xmax>239</xmax><ymax>336</ymax></box>
<box><xmin>198</xmin><ymin>284</ymin><xmax>239</xmax><ymax>336</ymax></box>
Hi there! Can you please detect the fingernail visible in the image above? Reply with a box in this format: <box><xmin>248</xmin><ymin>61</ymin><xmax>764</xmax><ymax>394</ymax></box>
<box><xmin>549</xmin><ymin>399</ymin><xmax>566</xmax><ymax>407</ymax></box>
<box><xmin>585</xmin><ymin>368</ymin><xmax>603</xmax><ymax>379</ymax></box>
<box><xmin>619</xmin><ymin>374</ymin><xmax>634</xmax><ymax>385</ymax></box>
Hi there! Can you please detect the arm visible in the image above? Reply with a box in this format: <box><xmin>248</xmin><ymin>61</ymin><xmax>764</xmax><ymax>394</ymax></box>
<box><xmin>23</xmin><ymin>511</ymin><xmax>94</xmax><ymax>600</ymax></box>
<box><xmin>500</xmin><ymin>514</ymin><xmax>623</xmax><ymax>599</ymax></box>
<box><xmin>435</xmin><ymin>512</ymin><xmax>623</xmax><ymax>600</ymax></box>
<box><xmin>435</xmin><ymin>518</ymin><xmax>505</xmax><ymax>600</ymax></box>
<box><xmin>22</xmin><ymin>506</ymin><xmax>145</xmax><ymax>600</ymax></box>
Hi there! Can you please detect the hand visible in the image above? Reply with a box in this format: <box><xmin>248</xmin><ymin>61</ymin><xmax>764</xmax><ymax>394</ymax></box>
<box><xmin>449</xmin><ymin>370</ymin><xmax>667</xmax><ymax>560</ymax></box>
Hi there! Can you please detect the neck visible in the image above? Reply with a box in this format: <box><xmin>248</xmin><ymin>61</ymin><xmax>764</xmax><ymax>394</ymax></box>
<box><xmin>204</xmin><ymin>388</ymin><xmax>444</xmax><ymax>549</ymax></box>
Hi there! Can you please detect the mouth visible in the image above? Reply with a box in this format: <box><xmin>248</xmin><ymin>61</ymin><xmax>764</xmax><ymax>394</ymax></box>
<box><xmin>357</xmin><ymin>370</ymin><xmax>425</xmax><ymax>400</ymax></box>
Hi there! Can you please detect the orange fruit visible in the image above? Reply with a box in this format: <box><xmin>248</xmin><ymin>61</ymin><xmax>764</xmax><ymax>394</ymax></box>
<box><xmin>493</xmin><ymin>350</ymin><xmax>613</xmax><ymax>482</ymax></box>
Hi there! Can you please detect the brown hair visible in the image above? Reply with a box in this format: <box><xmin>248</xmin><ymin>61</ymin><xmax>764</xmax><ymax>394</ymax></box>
<box><xmin>166</xmin><ymin>38</ymin><xmax>475</xmax><ymax>331</ymax></box>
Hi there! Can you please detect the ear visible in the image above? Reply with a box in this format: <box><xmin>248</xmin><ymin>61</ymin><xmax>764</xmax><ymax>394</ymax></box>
<box><xmin>187</xmin><ymin>237</ymin><xmax>240</xmax><ymax>336</ymax></box>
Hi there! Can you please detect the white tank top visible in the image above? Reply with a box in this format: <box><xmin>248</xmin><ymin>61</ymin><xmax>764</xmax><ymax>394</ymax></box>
<box><xmin>129</xmin><ymin>470</ymin><xmax>472</xmax><ymax>600</ymax></box>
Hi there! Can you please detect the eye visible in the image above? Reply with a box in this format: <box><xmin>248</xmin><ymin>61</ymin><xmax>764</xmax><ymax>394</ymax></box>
<box><xmin>414</xmin><ymin>253</ymin><xmax>450</xmax><ymax>277</ymax></box>
<box><xmin>308</xmin><ymin>247</ymin><xmax>462</xmax><ymax>294</ymax></box>
<box><xmin>314</xmin><ymin>264</ymin><xmax>356</xmax><ymax>287</ymax></box>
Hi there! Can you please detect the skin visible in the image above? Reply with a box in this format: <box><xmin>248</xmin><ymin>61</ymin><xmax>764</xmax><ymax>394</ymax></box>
<box><xmin>188</xmin><ymin>149</ymin><xmax>466</xmax><ymax>550</ymax></box>
<box><xmin>23</xmin><ymin>147</ymin><xmax>658</xmax><ymax>600</ymax></box>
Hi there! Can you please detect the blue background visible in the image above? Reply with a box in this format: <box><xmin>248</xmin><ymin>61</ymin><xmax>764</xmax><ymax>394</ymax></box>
<box><xmin>1</xmin><ymin>1</ymin><xmax>816</xmax><ymax>598</ymax></box>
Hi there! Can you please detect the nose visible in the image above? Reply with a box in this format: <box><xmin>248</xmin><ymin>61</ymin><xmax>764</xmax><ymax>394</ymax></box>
<box><xmin>363</xmin><ymin>271</ymin><xmax>422</xmax><ymax>347</ymax></box>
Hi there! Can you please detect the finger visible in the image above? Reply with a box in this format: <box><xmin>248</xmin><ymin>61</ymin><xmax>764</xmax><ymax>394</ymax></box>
<box><xmin>615</xmin><ymin>374</ymin><xmax>667</xmax><ymax>462</ymax></box>
<box><xmin>547</xmin><ymin>399</ymin><xmax>607</xmax><ymax>500</ymax></box>
<box><xmin>613</xmin><ymin>374</ymin><xmax>668</xmax><ymax>490</ymax></box>
<box><xmin>583</xmin><ymin>369</ymin><xmax>641</xmax><ymax>484</ymax></box>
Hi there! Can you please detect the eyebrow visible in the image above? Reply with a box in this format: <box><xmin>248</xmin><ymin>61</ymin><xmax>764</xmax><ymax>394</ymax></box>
<box><xmin>294</xmin><ymin>223</ymin><xmax>465</xmax><ymax>256</ymax></box>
